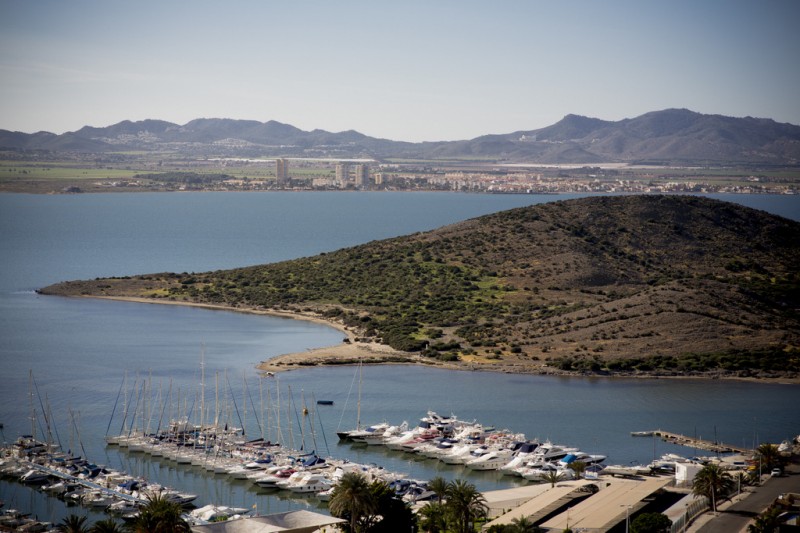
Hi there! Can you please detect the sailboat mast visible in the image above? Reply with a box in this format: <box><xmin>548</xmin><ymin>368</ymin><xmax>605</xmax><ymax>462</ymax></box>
<box><xmin>200</xmin><ymin>343</ymin><xmax>206</xmax><ymax>435</ymax></box>
<box><xmin>260</xmin><ymin>377</ymin><xmax>265</xmax><ymax>441</ymax></box>
<box><xmin>242</xmin><ymin>371</ymin><xmax>248</xmax><ymax>438</ymax></box>
<box><xmin>357</xmin><ymin>359</ymin><xmax>362</xmax><ymax>430</ymax></box>
<box><xmin>29</xmin><ymin>370</ymin><xmax>36</xmax><ymax>441</ymax></box>
<box><xmin>214</xmin><ymin>372</ymin><xmax>220</xmax><ymax>429</ymax></box>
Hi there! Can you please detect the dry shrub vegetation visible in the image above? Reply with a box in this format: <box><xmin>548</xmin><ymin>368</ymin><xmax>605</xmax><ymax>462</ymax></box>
<box><xmin>41</xmin><ymin>195</ymin><xmax>800</xmax><ymax>378</ymax></box>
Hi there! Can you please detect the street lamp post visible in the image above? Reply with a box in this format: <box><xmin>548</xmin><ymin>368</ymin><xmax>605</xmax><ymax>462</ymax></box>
<box><xmin>621</xmin><ymin>504</ymin><xmax>631</xmax><ymax>533</ymax></box>
<box><xmin>626</xmin><ymin>505</ymin><xmax>630</xmax><ymax>533</ymax></box>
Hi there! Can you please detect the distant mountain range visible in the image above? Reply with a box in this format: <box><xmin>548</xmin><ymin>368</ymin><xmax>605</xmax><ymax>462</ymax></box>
<box><xmin>2</xmin><ymin>109</ymin><xmax>799</xmax><ymax>165</ymax></box>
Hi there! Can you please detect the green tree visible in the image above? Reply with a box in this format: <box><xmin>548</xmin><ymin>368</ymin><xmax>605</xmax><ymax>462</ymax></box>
<box><xmin>59</xmin><ymin>515</ymin><xmax>89</xmax><ymax>533</ymax></box>
<box><xmin>369</xmin><ymin>479</ymin><xmax>414</xmax><ymax>533</ymax></box>
<box><xmin>418</xmin><ymin>501</ymin><xmax>448</xmax><ymax>533</ymax></box>
<box><xmin>328</xmin><ymin>472</ymin><xmax>378</xmax><ymax>533</ymax></box>
<box><xmin>486</xmin><ymin>526</ymin><xmax>516</xmax><ymax>533</ymax></box>
<box><xmin>692</xmin><ymin>463</ymin><xmax>734</xmax><ymax>513</ymax></box>
<box><xmin>125</xmin><ymin>493</ymin><xmax>191</xmax><ymax>533</ymax></box>
<box><xmin>445</xmin><ymin>479</ymin><xmax>488</xmax><ymax>533</ymax></box>
<box><xmin>90</xmin><ymin>518</ymin><xmax>124</xmax><ymax>533</ymax></box>
<box><xmin>747</xmin><ymin>505</ymin><xmax>783</xmax><ymax>533</ymax></box>
<box><xmin>630</xmin><ymin>512</ymin><xmax>672</xmax><ymax>533</ymax></box>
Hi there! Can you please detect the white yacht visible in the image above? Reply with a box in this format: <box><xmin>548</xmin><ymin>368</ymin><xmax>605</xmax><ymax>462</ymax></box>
<box><xmin>465</xmin><ymin>447</ymin><xmax>516</xmax><ymax>471</ymax></box>
<box><xmin>521</xmin><ymin>463</ymin><xmax>575</xmax><ymax>482</ymax></box>
<box><xmin>287</xmin><ymin>473</ymin><xmax>332</xmax><ymax>493</ymax></box>
<box><xmin>440</xmin><ymin>444</ymin><xmax>487</xmax><ymax>465</ymax></box>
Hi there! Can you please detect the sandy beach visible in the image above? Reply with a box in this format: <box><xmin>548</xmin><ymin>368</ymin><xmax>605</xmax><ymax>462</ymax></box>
<box><xmin>58</xmin><ymin>295</ymin><xmax>800</xmax><ymax>383</ymax></box>
<box><xmin>83</xmin><ymin>295</ymin><xmax>445</xmax><ymax>373</ymax></box>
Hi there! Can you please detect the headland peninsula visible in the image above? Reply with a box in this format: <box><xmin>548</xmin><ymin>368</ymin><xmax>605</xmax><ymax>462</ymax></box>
<box><xmin>39</xmin><ymin>195</ymin><xmax>800</xmax><ymax>381</ymax></box>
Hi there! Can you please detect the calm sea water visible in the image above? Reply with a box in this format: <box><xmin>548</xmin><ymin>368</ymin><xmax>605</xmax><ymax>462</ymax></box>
<box><xmin>1</xmin><ymin>191</ymin><xmax>798</xmax><ymax>522</ymax></box>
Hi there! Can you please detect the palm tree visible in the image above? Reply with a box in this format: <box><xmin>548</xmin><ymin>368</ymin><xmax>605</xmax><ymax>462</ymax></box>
<box><xmin>125</xmin><ymin>493</ymin><xmax>191</xmax><ymax>533</ymax></box>
<box><xmin>691</xmin><ymin>463</ymin><xmax>734</xmax><ymax>513</ymax></box>
<box><xmin>541</xmin><ymin>470</ymin><xmax>565</xmax><ymax>488</ymax></box>
<box><xmin>90</xmin><ymin>518</ymin><xmax>124</xmax><ymax>533</ymax></box>
<box><xmin>510</xmin><ymin>516</ymin><xmax>542</xmax><ymax>532</ymax></box>
<box><xmin>59</xmin><ymin>515</ymin><xmax>89</xmax><ymax>533</ymax></box>
<box><xmin>418</xmin><ymin>501</ymin><xmax>447</xmax><ymax>533</ymax></box>
<box><xmin>445</xmin><ymin>479</ymin><xmax>488</xmax><ymax>533</ymax></box>
<box><xmin>428</xmin><ymin>476</ymin><xmax>449</xmax><ymax>504</ymax></box>
<box><xmin>755</xmin><ymin>443</ymin><xmax>783</xmax><ymax>472</ymax></box>
<box><xmin>567</xmin><ymin>461</ymin><xmax>586</xmax><ymax>478</ymax></box>
<box><xmin>328</xmin><ymin>471</ymin><xmax>377</xmax><ymax>533</ymax></box>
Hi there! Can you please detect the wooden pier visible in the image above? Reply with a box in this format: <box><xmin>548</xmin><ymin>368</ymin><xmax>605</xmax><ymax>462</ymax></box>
<box><xmin>632</xmin><ymin>429</ymin><xmax>752</xmax><ymax>454</ymax></box>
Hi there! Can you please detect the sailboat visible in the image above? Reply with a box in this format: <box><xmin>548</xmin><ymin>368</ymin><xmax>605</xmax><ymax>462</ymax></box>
<box><xmin>336</xmin><ymin>360</ymin><xmax>363</xmax><ymax>440</ymax></box>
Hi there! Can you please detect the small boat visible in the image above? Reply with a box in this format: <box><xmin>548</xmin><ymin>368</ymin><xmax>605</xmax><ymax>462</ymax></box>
<box><xmin>602</xmin><ymin>464</ymin><xmax>651</xmax><ymax>477</ymax></box>
<box><xmin>316</xmin><ymin>400</ymin><xmax>334</xmax><ymax>405</ymax></box>
<box><xmin>190</xmin><ymin>504</ymin><xmax>251</xmax><ymax>522</ymax></box>
<box><xmin>19</xmin><ymin>469</ymin><xmax>50</xmax><ymax>484</ymax></box>
<box><xmin>253</xmin><ymin>468</ymin><xmax>295</xmax><ymax>489</ymax></box>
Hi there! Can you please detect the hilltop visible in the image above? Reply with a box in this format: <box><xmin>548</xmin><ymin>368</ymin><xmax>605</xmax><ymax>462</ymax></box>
<box><xmin>40</xmin><ymin>195</ymin><xmax>800</xmax><ymax>378</ymax></box>
<box><xmin>3</xmin><ymin>109</ymin><xmax>800</xmax><ymax>165</ymax></box>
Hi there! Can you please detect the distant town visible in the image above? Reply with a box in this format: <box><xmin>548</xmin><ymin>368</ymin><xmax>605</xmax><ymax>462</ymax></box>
<box><xmin>1</xmin><ymin>153</ymin><xmax>798</xmax><ymax>195</ymax></box>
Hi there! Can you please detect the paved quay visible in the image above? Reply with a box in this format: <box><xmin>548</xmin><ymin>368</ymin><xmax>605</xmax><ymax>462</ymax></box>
<box><xmin>689</xmin><ymin>462</ymin><xmax>800</xmax><ymax>533</ymax></box>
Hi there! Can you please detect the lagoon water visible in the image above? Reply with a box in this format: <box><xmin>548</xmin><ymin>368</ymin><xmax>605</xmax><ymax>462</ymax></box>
<box><xmin>1</xmin><ymin>191</ymin><xmax>798</xmax><ymax>522</ymax></box>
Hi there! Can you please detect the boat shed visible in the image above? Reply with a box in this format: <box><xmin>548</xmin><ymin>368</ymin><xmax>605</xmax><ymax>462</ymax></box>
<box><xmin>190</xmin><ymin>510</ymin><xmax>346</xmax><ymax>533</ymax></box>
<box><xmin>675</xmin><ymin>462</ymin><xmax>704</xmax><ymax>484</ymax></box>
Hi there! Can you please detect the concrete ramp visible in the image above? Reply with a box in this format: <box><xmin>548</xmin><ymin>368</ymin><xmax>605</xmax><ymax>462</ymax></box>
<box><xmin>482</xmin><ymin>480</ymin><xmax>596</xmax><ymax>529</ymax></box>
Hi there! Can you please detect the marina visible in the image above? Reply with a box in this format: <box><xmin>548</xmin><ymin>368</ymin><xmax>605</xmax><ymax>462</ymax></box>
<box><xmin>4</xmin><ymin>401</ymin><xmax>787</xmax><ymax>531</ymax></box>
<box><xmin>2</xmin><ymin>191</ymin><xmax>799</xmax><ymax>525</ymax></box>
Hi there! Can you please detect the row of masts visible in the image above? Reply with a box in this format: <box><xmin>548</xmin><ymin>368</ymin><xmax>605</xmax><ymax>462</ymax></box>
<box><xmin>21</xmin><ymin>346</ymin><xmax>330</xmax><ymax>467</ymax></box>
<box><xmin>103</xmin><ymin>345</ymin><xmax>328</xmax><ymax>456</ymax></box>
<box><xmin>26</xmin><ymin>369</ymin><xmax>87</xmax><ymax>460</ymax></box>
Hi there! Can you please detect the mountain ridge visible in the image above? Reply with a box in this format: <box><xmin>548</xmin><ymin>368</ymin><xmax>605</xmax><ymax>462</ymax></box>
<box><xmin>3</xmin><ymin>109</ymin><xmax>800</xmax><ymax>164</ymax></box>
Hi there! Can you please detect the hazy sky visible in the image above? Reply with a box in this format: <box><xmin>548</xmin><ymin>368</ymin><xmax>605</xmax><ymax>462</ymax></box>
<box><xmin>2</xmin><ymin>0</ymin><xmax>799</xmax><ymax>142</ymax></box>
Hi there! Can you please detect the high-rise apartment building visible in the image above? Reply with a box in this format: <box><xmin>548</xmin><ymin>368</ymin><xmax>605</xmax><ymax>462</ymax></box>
<box><xmin>354</xmin><ymin>164</ymin><xmax>370</xmax><ymax>188</ymax></box>
<box><xmin>275</xmin><ymin>158</ymin><xmax>289</xmax><ymax>186</ymax></box>
<box><xmin>335</xmin><ymin>163</ymin><xmax>350</xmax><ymax>187</ymax></box>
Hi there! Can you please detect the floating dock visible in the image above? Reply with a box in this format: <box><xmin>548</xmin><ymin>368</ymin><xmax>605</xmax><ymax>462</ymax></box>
<box><xmin>24</xmin><ymin>461</ymin><xmax>145</xmax><ymax>505</ymax></box>
<box><xmin>632</xmin><ymin>429</ymin><xmax>751</xmax><ymax>454</ymax></box>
